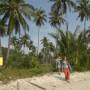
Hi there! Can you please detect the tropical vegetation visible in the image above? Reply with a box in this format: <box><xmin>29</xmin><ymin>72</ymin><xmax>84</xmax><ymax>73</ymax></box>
<box><xmin>0</xmin><ymin>0</ymin><xmax>90</xmax><ymax>82</ymax></box>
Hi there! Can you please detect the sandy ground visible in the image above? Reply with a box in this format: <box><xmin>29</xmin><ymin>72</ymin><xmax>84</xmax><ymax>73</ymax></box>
<box><xmin>0</xmin><ymin>72</ymin><xmax>90</xmax><ymax>90</ymax></box>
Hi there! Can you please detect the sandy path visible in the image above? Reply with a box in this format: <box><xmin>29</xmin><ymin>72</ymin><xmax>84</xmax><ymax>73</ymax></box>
<box><xmin>0</xmin><ymin>72</ymin><xmax>90</xmax><ymax>90</ymax></box>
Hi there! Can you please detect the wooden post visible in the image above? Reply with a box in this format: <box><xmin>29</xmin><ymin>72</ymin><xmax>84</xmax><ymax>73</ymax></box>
<box><xmin>17</xmin><ymin>80</ymin><xmax>20</xmax><ymax>90</ymax></box>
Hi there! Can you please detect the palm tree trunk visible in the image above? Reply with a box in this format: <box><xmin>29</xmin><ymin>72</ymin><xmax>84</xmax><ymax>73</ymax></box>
<box><xmin>75</xmin><ymin>46</ymin><xmax>80</xmax><ymax>65</ymax></box>
<box><xmin>66</xmin><ymin>22</ymin><xmax>69</xmax><ymax>57</ymax></box>
<box><xmin>84</xmin><ymin>18</ymin><xmax>86</xmax><ymax>39</ymax></box>
<box><xmin>75</xmin><ymin>51</ymin><xmax>78</xmax><ymax>65</ymax></box>
<box><xmin>84</xmin><ymin>18</ymin><xmax>86</xmax><ymax>31</ymax></box>
<box><xmin>6</xmin><ymin>33</ymin><xmax>11</xmax><ymax>64</ymax></box>
<box><xmin>37</xmin><ymin>28</ymin><xmax>40</xmax><ymax>55</ymax></box>
<box><xmin>0</xmin><ymin>36</ymin><xmax>1</xmax><ymax>47</ymax></box>
<box><xmin>0</xmin><ymin>36</ymin><xmax>2</xmax><ymax>56</ymax></box>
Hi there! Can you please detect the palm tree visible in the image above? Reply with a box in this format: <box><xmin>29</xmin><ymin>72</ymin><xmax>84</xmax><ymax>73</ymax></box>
<box><xmin>0</xmin><ymin>0</ymin><xmax>34</xmax><ymax>63</ymax></box>
<box><xmin>76</xmin><ymin>0</ymin><xmax>90</xmax><ymax>35</ymax></box>
<box><xmin>28</xmin><ymin>40</ymin><xmax>36</xmax><ymax>56</ymax></box>
<box><xmin>33</xmin><ymin>8</ymin><xmax>46</xmax><ymax>55</ymax></box>
<box><xmin>41</xmin><ymin>37</ymin><xmax>49</xmax><ymax>48</ymax></box>
<box><xmin>41</xmin><ymin>37</ymin><xmax>49</xmax><ymax>63</ymax></box>
<box><xmin>49</xmin><ymin>11</ymin><xmax>65</xmax><ymax>29</ymax></box>
<box><xmin>40</xmin><ymin>37</ymin><xmax>55</xmax><ymax>64</ymax></box>
<box><xmin>48</xmin><ymin>42</ymin><xmax>55</xmax><ymax>52</ymax></box>
<box><xmin>49</xmin><ymin>10</ymin><xmax>66</xmax><ymax>56</ymax></box>
<box><xmin>50</xmin><ymin>28</ymin><xmax>90</xmax><ymax>65</ymax></box>
<box><xmin>20</xmin><ymin>34</ymin><xmax>30</xmax><ymax>48</ymax></box>
<box><xmin>50</xmin><ymin>29</ymin><xmax>71</xmax><ymax>58</ymax></box>
<box><xmin>50</xmin><ymin>0</ymin><xmax>75</xmax><ymax>14</ymax></box>
<box><xmin>11</xmin><ymin>36</ymin><xmax>18</xmax><ymax>48</ymax></box>
<box><xmin>74</xmin><ymin>29</ymin><xmax>90</xmax><ymax>65</ymax></box>
<box><xmin>11</xmin><ymin>36</ymin><xmax>21</xmax><ymax>52</ymax></box>
<box><xmin>48</xmin><ymin>42</ymin><xmax>55</xmax><ymax>64</ymax></box>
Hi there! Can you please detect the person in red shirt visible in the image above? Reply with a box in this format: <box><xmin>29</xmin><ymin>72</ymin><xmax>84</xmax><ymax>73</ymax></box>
<box><xmin>62</xmin><ymin>57</ymin><xmax>72</xmax><ymax>82</ymax></box>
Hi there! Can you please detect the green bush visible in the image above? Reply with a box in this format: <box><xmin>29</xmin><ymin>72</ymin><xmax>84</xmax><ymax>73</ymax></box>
<box><xmin>8</xmin><ymin>52</ymin><xmax>25</xmax><ymax>68</ymax></box>
<box><xmin>31</xmin><ymin>56</ymin><xmax>40</xmax><ymax>68</ymax></box>
<box><xmin>8</xmin><ymin>51</ymin><xmax>41</xmax><ymax>69</ymax></box>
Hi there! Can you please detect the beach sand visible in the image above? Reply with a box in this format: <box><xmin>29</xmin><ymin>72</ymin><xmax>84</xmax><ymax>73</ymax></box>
<box><xmin>0</xmin><ymin>72</ymin><xmax>90</xmax><ymax>90</ymax></box>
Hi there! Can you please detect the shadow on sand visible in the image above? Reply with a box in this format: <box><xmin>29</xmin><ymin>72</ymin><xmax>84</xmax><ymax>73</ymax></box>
<box><xmin>54</xmin><ymin>75</ymin><xmax>65</xmax><ymax>81</ymax></box>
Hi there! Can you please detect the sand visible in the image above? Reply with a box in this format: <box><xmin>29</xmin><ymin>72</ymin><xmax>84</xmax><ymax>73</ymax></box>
<box><xmin>0</xmin><ymin>72</ymin><xmax>90</xmax><ymax>90</ymax></box>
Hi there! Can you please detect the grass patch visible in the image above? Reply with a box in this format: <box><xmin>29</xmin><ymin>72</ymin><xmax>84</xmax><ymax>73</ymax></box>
<box><xmin>0</xmin><ymin>64</ymin><xmax>53</xmax><ymax>83</ymax></box>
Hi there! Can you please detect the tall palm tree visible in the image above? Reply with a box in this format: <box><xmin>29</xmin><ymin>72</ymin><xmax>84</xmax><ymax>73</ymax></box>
<box><xmin>33</xmin><ymin>8</ymin><xmax>46</xmax><ymax>55</ymax></box>
<box><xmin>76</xmin><ymin>0</ymin><xmax>90</xmax><ymax>35</ymax></box>
<box><xmin>49</xmin><ymin>11</ymin><xmax>66</xmax><ymax>56</ymax></box>
<box><xmin>0</xmin><ymin>0</ymin><xmax>34</xmax><ymax>63</ymax></box>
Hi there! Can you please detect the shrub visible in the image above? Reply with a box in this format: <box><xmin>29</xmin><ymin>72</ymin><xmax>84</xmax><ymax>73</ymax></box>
<box><xmin>8</xmin><ymin>51</ymin><xmax>41</xmax><ymax>68</ymax></box>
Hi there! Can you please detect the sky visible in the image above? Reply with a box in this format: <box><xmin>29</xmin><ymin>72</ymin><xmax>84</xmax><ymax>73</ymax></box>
<box><xmin>1</xmin><ymin>0</ymin><xmax>90</xmax><ymax>51</ymax></box>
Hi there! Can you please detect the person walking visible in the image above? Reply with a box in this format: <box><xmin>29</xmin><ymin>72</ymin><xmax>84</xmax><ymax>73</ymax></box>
<box><xmin>56</xmin><ymin>57</ymin><xmax>62</xmax><ymax>75</ymax></box>
<box><xmin>62</xmin><ymin>57</ymin><xmax>72</xmax><ymax>82</ymax></box>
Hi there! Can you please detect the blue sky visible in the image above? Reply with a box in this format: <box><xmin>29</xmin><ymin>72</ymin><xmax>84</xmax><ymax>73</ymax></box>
<box><xmin>2</xmin><ymin>0</ymin><xmax>90</xmax><ymax>50</ymax></box>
